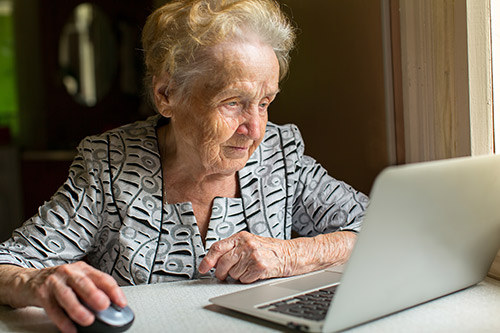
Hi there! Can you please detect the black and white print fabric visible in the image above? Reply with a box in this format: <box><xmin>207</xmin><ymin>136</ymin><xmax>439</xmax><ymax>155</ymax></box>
<box><xmin>0</xmin><ymin>115</ymin><xmax>368</xmax><ymax>285</ymax></box>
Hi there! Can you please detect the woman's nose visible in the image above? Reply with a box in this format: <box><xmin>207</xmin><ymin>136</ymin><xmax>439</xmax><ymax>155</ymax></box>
<box><xmin>236</xmin><ymin>106</ymin><xmax>263</xmax><ymax>140</ymax></box>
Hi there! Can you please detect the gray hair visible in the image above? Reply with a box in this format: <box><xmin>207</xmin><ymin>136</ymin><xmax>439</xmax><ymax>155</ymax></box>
<box><xmin>141</xmin><ymin>0</ymin><xmax>296</xmax><ymax>109</ymax></box>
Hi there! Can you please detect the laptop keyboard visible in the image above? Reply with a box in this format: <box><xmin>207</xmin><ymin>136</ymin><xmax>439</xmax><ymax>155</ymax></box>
<box><xmin>257</xmin><ymin>285</ymin><xmax>338</xmax><ymax>321</ymax></box>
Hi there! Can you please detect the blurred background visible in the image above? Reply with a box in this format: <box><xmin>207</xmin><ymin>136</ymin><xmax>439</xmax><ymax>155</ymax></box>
<box><xmin>0</xmin><ymin>0</ymin><xmax>392</xmax><ymax>241</ymax></box>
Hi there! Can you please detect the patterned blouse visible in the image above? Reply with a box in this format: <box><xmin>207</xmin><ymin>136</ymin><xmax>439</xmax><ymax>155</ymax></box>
<box><xmin>0</xmin><ymin>115</ymin><xmax>369</xmax><ymax>285</ymax></box>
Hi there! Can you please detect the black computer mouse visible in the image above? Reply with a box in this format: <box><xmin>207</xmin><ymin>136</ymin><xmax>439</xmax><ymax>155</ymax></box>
<box><xmin>75</xmin><ymin>300</ymin><xmax>135</xmax><ymax>333</ymax></box>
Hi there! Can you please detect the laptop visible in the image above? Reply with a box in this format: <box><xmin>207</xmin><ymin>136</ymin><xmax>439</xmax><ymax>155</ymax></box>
<box><xmin>210</xmin><ymin>154</ymin><xmax>500</xmax><ymax>332</ymax></box>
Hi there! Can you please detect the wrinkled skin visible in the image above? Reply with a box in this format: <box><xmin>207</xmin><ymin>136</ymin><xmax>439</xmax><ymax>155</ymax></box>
<box><xmin>199</xmin><ymin>231</ymin><xmax>357</xmax><ymax>283</ymax></box>
<box><xmin>0</xmin><ymin>262</ymin><xmax>126</xmax><ymax>333</ymax></box>
<box><xmin>0</xmin><ymin>35</ymin><xmax>357</xmax><ymax>333</ymax></box>
<box><xmin>154</xmin><ymin>38</ymin><xmax>280</xmax><ymax>238</ymax></box>
<box><xmin>153</xmin><ymin>37</ymin><xmax>358</xmax><ymax>283</ymax></box>
<box><xmin>155</xmin><ymin>39</ymin><xmax>278</xmax><ymax>178</ymax></box>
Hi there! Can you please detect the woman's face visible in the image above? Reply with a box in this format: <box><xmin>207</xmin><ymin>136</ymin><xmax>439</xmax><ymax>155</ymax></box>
<box><xmin>168</xmin><ymin>40</ymin><xmax>280</xmax><ymax>175</ymax></box>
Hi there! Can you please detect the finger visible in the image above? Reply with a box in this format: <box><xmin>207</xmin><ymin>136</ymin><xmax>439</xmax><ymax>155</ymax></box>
<box><xmin>52</xmin><ymin>276</ymin><xmax>95</xmax><ymax>327</ymax></box>
<box><xmin>198</xmin><ymin>257</ymin><xmax>214</xmax><ymax>274</ymax></box>
<box><xmin>55</xmin><ymin>263</ymin><xmax>108</xmax><ymax>312</ymax></box>
<box><xmin>213</xmin><ymin>249</ymin><xmax>243</xmax><ymax>281</ymax></box>
<box><xmin>85</xmin><ymin>268</ymin><xmax>127</xmax><ymax>308</ymax></box>
<box><xmin>199</xmin><ymin>238</ymin><xmax>237</xmax><ymax>274</ymax></box>
<box><xmin>229</xmin><ymin>245</ymin><xmax>279</xmax><ymax>283</ymax></box>
<box><xmin>227</xmin><ymin>256</ymin><xmax>252</xmax><ymax>281</ymax></box>
<box><xmin>67</xmin><ymin>262</ymin><xmax>126</xmax><ymax>309</ymax></box>
<box><xmin>43</xmin><ymin>296</ymin><xmax>78</xmax><ymax>333</ymax></box>
<box><xmin>66</xmin><ymin>273</ymin><xmax>109</xmax><ymax>311</ymax></box>
<box><xmin>238</xmin><ymin>268</ymin><xmax>263</xmax><ymax>284</ymax></box>
<box><xmin>227</xmin><ymin>250</ymin><xmax>267</xmax><ymax>283</ymax></box>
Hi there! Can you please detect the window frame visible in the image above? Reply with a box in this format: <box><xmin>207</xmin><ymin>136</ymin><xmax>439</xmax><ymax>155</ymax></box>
<box><xmin>396</xmin><ymin>0</ymin><xmax>498</xmax><ymax>278</ymax></box>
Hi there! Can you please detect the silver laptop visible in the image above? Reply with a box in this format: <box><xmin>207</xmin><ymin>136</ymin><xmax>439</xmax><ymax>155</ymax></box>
<box><xmin>210</xmin><ymin>154</ymin><xmax>500</xmax><ymax>332</ymax></box>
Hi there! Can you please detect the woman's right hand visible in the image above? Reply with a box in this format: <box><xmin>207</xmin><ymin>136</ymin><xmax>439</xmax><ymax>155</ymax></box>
<box><xmin>1</xmin><ymin>261</ymin><xmax>127</xmax><ymax>333</ymax></box>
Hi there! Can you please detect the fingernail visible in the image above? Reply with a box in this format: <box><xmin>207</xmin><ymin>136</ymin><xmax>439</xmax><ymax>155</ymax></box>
<box><xmin>113</xmin><ymin>291</ymin><xmax>126</xmax><ymax>307</ymax></box>
<box><xmin>198</xmin><ymin>261</ymin><xmax>206</xmax><ymax>273</ymax></box>
<box><xmin>102</xmin><ymin>295</ymin><xmax>111</xmax><ymax>307</ymax></box>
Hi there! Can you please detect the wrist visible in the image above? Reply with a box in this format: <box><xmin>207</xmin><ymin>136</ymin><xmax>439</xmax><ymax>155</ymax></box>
<box><xmin>0</xmin><ymin>265</ymin><xmax>36</xmax><ymax>308</ymax></box>
<box><xmin>286</xmin><ymin>232</ymin><xmax>357</xmax><ymax>276</ymax></box>
<box><xmin>282</xmin><ymin>237</ymin><xmax>317</xmax><ymax>276</ymax></box>
<box><xmin>281</xmin><ymin>238</ymin><xmax>299</xmax><ymax>277</ymax></box>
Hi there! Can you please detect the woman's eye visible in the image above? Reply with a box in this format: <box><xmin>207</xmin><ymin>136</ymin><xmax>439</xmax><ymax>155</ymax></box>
<box><xmin>259</xmin><ymin>100</ymin><xmax>271</xmax><ymax>109</ymax></box>
<box><xmin>222</xmin><ymin>100</ymin><xmax>240</xmax><ymax>109</ymax></box>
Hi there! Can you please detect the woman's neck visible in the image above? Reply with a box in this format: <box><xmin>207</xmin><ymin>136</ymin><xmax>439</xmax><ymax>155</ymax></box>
<box><xmin>157</xmin><ymin>122</ymin><xmax>240</xmax><ymax>204</ymax></box>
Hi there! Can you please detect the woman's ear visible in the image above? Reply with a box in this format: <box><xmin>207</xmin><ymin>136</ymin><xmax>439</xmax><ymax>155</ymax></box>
<box><xmin>153</xmin><ymin>73</ymin><xmax>173</xmax><ymax>118</ymax></box>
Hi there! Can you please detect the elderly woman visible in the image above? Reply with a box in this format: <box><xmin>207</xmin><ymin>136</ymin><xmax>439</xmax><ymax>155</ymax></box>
<box><xmin>0</xmin><ymin>0</ymin><xmax>368</xmax><ymax>332</ymax></box>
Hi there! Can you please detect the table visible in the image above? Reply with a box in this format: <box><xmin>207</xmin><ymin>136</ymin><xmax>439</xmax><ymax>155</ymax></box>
<box><xmin>1</xmin><ymin>277</ymin><xmax>500</xmax><ymax>332</ymax></box>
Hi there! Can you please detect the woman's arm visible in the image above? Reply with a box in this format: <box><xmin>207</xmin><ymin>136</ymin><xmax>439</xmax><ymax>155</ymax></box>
<box><xmin>0</xmin><ymin>262</ymin><xmax>127</xmax><ymax>333</ymax></box>
<box><xmin>0</xmin><ymin>137</ymin><xmax>106</xmax><ymax>270</ymax></box>
<box><xmin>198</xmin><ymin>230</ymin><xmax>356</xmax><ymax>283</ymax></box>
<box><xmin>283</xmin><ymin>231</ymin><xmax>356</xmax><ymax>275</ymax></box>
<box><xmin>0</xmin><ymin>136</ymin><xmax>124</xmax><ymax>333</ymax></box>
<box><xmin>199</xmin><ymin>124</ymin><xmax>366</xmax><ymax>283</ymax></box>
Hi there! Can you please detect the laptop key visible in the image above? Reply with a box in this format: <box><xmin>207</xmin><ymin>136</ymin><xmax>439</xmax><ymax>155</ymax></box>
<box><xmin>259</xmin><ymin>285</ymin><xmax>338</xmax><ymax>321</ymax></box>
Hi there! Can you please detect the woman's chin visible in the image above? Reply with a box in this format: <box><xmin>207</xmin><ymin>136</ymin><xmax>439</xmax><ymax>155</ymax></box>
<box><xmin>213</xmin><ymin>159</ymin><xmax>248</xmax><ymax>175</ymax></box>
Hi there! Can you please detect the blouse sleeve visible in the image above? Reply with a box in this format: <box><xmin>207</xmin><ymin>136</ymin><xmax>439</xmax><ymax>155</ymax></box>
<box><xmin>289</xmin><ymin>125</ymin><xmax>369</xmax><ymax>237</ymax></box>
<box><xmin>0</xmin><ymin>137</ymin><xmax>105</xmax><ymax>268</ymax></box>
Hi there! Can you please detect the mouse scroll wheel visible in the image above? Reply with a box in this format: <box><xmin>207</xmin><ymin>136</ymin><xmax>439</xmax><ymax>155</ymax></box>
<box><xmin>111</xmin><ymin>303</ymin><xmax>123</xmax><ymax>312</ymax></box>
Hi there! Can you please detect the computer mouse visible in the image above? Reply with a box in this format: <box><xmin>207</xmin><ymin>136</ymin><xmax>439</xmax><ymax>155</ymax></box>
<box><xmin>75</xmin><ymin>300</ymin><xmax>135</xmax><ymax>333</ymax></box>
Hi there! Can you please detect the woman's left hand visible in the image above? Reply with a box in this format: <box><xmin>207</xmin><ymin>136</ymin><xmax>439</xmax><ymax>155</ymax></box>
<box><xmin>199</xmin><ymin>231</ymin><xmax>295</xmax><ymax>283</ymax></box>
<box><xmin>199</xmin><ymin>230</ymin><xmax>356</xmax><ymax>283</ymax></box>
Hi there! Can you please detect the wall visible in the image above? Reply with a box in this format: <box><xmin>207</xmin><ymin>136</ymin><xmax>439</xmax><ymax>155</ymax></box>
<box><xmin>11</xmin><ymin>0</ymin><xmax>153</xmax><ymax>224</ymax></box>
<box><xmin>11</xmin><ymin>0</ymin><xmax>390</xmax><ymax>223</ymax></box>
<box><xmin>151</xmin><ymin>0</ymin><xmax>391</xmax><ymax>195</ymax></box>
<box><xmin>13</xmin><ymin>0</ymin><xmax>46</xmax><ymax>149</ymax></box>
<box><xmin>270</xmin><ymin>0</ymin><xmax>390</xmax><ymax>195</ymax></box>
<box><xmin>9</xmin><ymin>0</ymin><xmax>390</xmax><ymax>223</ymax></box>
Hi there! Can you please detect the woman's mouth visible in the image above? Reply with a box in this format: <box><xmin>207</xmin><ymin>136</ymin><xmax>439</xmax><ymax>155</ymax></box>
<box><xmin>224</xmin><ymin>144</ymin><xmax>251</xmax><ymax>157</ymax></box>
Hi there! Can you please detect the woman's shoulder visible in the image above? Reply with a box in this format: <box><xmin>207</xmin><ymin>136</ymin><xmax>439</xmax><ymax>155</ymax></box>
<box><xmin>263</xmin><ymin>121</ymin><xmax>304</xmax><ymax>150</ymax></box>
<box><xmin>89</xmin><ymin>115</ymin><xmax>160</xmax><ymax>139</ymax></box>
<box><xmin>265</xmin><ymin>121</ymin><xmax>298</xmax><ymax>132</ymax></box>
<box><xmin>265</xmin><ymin>121</ymin><xmax>302</xmax><ymax>138</ymax></box>
<box><xmin>251</xmin><ymin>122</ymin><xmax>306</xmax><ymax>168</ymax></box>
<box><xmin>78</xmin><ymin>115</ymin><xmax>161</xmax><ymax>148</ymax></box>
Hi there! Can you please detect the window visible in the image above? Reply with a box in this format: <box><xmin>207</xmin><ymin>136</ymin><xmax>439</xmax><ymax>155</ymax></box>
<box><xmin>492</xmin><ymin>0</ymin><xmax>500</xmax><ymax>152</ymax></box>
<box><xmin>0</xmin><ymin>0</ymin><xmax>17</xmax><ymax>141</ymax></box>
<box><xmin>396</xmin><ymin>0</ymin><xmax>499</xmax><ymax>279</ymax></box>
<box><xmin>397</xmin><ymin>0</ymin><xmax>493</xmax><ymax>163</ymax></box>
